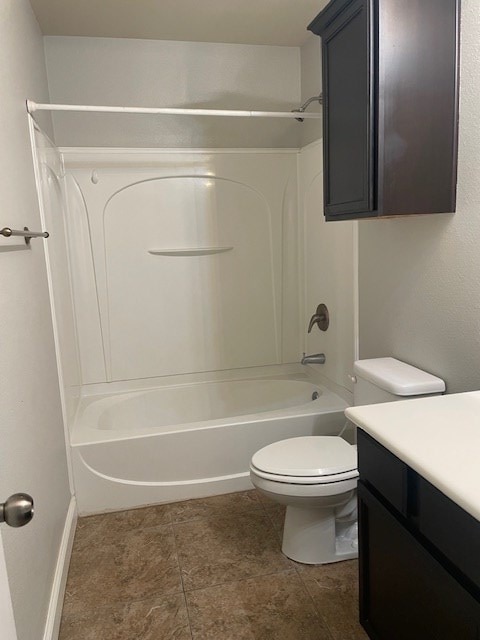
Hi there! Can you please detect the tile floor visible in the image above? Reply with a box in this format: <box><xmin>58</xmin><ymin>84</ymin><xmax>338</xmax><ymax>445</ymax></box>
<box><xmin>59</xmin><ymin>490</ymin><xmax>368</xmax><ymax>639</ymax></box>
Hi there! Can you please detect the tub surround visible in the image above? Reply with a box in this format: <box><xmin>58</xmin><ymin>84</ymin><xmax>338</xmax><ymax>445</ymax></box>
<box><xmin>346</xmin><ymin>391</ymin><xmax>480</xmax><ymax>521</ymax></box>
<box><xmin>62</xmin><ymin>149</ymin><xmax>300</xmax><ymax>385</ymax></box>
<box><xmin>30</xmin><ymin>137</ymin><xmax>357</xmax><ymax>519</ymax></box>
<box><xmin>57</xmin><ymin>144</ymin><xmax>356</xmax><ymax>395</ymax></box>
<box><xmin>31</xmin><ymin>118</ymin><xmax>356</xmax><ymax>524</ymax></box>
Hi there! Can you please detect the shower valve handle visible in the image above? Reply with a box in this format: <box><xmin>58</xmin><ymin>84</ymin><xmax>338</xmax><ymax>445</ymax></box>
<box><xmin>307</xmin><ymin>304</ymin><xmax>329</xmax><ymax>333</ymax></box>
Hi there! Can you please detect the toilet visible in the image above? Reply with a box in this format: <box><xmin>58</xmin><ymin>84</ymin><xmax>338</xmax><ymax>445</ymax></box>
<box><xmin>250</xmin><ymin>357</ymin><xmax>445</xmax><ymax>565</ymax></box>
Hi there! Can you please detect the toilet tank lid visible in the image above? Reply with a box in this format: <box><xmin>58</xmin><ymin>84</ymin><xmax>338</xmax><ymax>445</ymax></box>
<box><xmin>353</xmin><ymin>358</ymin><xmax>446</xmax><ymax>396</ymax></box>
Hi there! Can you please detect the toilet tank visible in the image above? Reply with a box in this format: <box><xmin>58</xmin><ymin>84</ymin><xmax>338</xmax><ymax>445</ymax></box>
<box><xmin>353</xmin><ymin>357</ymin><xmax>445</xmax><ymax>406</ymax></box>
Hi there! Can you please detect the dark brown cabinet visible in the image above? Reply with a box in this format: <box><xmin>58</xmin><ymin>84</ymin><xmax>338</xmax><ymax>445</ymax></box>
<box><xmin>357</xmin><ymin>430</ymin><xmax>480</xmax><ymax>640</ymax></box>
<box><xmin>308</xmin><ymin>0</ymin><xmax>460</xmax><ymax>221</ymax></box>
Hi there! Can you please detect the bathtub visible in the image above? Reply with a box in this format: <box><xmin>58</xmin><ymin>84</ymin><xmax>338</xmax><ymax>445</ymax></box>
<box><xmin>71</xmin><ymin>370</ymin><xmax>349</xmax><ymax>514</ymax></box>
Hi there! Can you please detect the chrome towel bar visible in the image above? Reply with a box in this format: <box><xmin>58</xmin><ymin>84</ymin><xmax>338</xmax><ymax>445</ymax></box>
<box><xmin>1</xmin><ymin>227</ymin><xmax>49</xmax><ymax>245</ymax></box>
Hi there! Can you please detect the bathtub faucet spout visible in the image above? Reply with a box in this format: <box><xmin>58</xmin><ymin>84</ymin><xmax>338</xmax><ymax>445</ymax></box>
<box><xmin>301</xmin><ymin>353</ymin><xmax>326</xmax><ymax>365</ymax></box>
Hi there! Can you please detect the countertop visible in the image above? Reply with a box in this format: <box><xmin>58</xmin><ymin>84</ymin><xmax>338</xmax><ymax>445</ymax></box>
<box><xmin>345</xmin><ymin>391</ymin><xmax>480</xmax><ymax>522</ymax></box>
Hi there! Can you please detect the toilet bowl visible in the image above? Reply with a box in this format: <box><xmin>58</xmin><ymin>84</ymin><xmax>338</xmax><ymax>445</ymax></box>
<box><xmin>250</xmin><ymin>436</ymin><xmax>358</xmax><ymax>564</ymax></box>
<box><xmin>250</xmin><ymin>357</ymin><xmax>446</xmax><ymax>565</ymax></box>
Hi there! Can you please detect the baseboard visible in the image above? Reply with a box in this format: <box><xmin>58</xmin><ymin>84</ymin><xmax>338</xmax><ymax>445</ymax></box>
<box><xmin>43</xmin><ymin>497</ymin><xmax>78</xmax><ymax>640</ymax></box>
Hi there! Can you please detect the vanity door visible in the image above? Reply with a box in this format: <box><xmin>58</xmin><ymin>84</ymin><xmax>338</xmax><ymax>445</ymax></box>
<box><xmin>358</xmin><ymin>482</ymin><xmax>480</xmax><ymax>640</ymax></box>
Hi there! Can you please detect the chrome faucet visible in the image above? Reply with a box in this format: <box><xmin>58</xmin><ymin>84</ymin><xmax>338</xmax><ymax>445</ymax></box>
<box><xmin>307</xmin><ymin>304</ymin><xmax>329</xmax><ymax>333</ymax></box>
<box><xmin>301</xmin><ymin>353</ymin><xmax>326</xmax><ymax>365</ymax></box>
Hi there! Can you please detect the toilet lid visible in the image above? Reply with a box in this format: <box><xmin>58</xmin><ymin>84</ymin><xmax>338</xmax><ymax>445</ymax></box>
<box><xmin>251</xmin><ymin>436</ymin><xmax>357</xmax><ymax>477</ymax></box>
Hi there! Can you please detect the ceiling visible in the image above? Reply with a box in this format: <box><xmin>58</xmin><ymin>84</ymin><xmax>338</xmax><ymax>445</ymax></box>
<box><xmin>29</xmin><ymin>0</ymin><xmax>329</xmax><ymax>47</ymax></box>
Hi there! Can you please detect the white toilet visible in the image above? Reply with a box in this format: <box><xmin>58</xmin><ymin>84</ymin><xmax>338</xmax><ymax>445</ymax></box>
<box><xmin>250</xmin><ymin>357</ymin><xmax>445</xmax><ymax>565</ymax></box>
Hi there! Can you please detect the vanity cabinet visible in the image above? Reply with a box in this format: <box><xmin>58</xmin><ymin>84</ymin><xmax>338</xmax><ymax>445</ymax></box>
<box><xmin>357</xmin><ymin>430</ymin><xmax>480</xmax><ymax>640</ymax></box>
<box><xmin>308</xmin><ymin>0</ymin><xmax>460</xmax><ymax>221</ymax></box>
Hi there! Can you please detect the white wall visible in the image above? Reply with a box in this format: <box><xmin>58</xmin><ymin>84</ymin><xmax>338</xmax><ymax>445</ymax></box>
<box><xmin>44</xmin><ymin>36</ymin><xmax>302</xmax><ymax>148</ymax></box>
<box><xmin>359</xmin><ymin>0</ymin><xmax>480</xmax><ymax>393</ymax></box>
<box><xmin>0</xmin><ymin>2</ymin><xmax>71</xmax><ymax>639</ymax></box>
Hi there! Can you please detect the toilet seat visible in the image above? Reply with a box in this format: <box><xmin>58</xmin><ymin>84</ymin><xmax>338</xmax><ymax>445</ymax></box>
<box><xmin>251</xmin><ymin>436</ymin><xmax>358</xmax><ymax>485</ymax></box>
<box><xmin>250</xmin><ymin>464</ymin><xmax>358</xmax><ymax>485</ymax></box>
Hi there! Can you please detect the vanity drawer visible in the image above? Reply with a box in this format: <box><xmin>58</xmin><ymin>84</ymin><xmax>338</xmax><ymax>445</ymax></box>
<box><xmin>417</xmin><ymin>477</ymin><xmax>480</xmax><ymax>594</ymax></box>
<box><xmin>357</xmin><ymin>429</ymin><xmax>409</xmax><ymax>516</ymax></box>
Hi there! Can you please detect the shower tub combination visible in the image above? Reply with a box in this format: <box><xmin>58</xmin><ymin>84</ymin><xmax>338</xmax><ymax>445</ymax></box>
<box><xmin>27</xmin><ymin>104</ymin><xmax>355</xmax><ymax>519</ymax></box>
<box><xmin>71</xmin><ymin>370</ymin><xmax>349</xmax><ymax>514</ymax></box>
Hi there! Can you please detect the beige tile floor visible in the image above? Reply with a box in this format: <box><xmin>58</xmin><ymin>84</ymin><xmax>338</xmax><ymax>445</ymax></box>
<box><xmin>59</xmin><ymin>490</ymin><xmax>368</xmax><ymax>640</ymax></box>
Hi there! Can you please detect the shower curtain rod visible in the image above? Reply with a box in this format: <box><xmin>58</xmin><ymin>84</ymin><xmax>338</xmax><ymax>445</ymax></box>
<box><xmin>26</xmin><ymin>100</ymin><xmax>322</xmax><ymax>120</ymax></box>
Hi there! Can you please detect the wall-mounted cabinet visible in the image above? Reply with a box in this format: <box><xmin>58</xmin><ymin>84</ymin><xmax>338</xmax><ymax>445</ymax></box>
<box><xmin>308</xmin><ymin>0</ymin><xmax>460</xmax><ymax>221</ymax></box>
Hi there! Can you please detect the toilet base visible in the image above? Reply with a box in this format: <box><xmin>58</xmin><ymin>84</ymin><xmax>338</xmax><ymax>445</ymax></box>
<box><xmin>281</xmin><ymin>504</ymin><xmax>358</xmax><ymax>565</ymax></box>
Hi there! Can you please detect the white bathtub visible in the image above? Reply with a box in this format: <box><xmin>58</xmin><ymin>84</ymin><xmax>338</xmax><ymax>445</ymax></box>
<box><xmin>71</xmin><ymin>371</ymin><xmax>349</xmax><ymax>514</ymax></box>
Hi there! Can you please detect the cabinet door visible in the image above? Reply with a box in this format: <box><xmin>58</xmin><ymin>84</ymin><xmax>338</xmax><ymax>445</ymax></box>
<box><xmin>321</xmin><ymin>0</ymin><xmax>375</xmax><ymax>219</ymax></box>
<box><xmin>358</xmin><ymin>482</ymin><xmax>480</xmax><ymax>640</ymax></box>
<box><xmin>417</xmin><ymin>476</ymin><xmax>480</xmax><ymax>594</ymax></box>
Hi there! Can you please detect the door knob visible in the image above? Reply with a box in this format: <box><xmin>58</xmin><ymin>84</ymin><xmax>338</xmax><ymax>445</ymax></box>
<box><xmin>0</xmin><ymin>494</ymin><xmax>34</xmax><ymax>528</ymax></box>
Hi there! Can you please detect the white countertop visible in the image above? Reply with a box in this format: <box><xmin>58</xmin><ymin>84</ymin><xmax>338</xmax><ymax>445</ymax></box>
<box><xmin>345</xmin><ymin>391</ymin><xmax>480</xmax><ymax>522</ymax></box>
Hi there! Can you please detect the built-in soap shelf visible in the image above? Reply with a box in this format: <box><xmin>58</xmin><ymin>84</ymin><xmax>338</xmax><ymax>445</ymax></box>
<box><xmin>148</xmin><ymin>247</ymin><xmax>233</xmax><ymax>257</ymax></box>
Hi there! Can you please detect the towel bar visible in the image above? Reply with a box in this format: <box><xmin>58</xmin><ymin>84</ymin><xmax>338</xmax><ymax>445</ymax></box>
<box><xmin>1</xmin><ymin>227</ymin><xmax>49</xmax><ymax>245</ymax></box>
